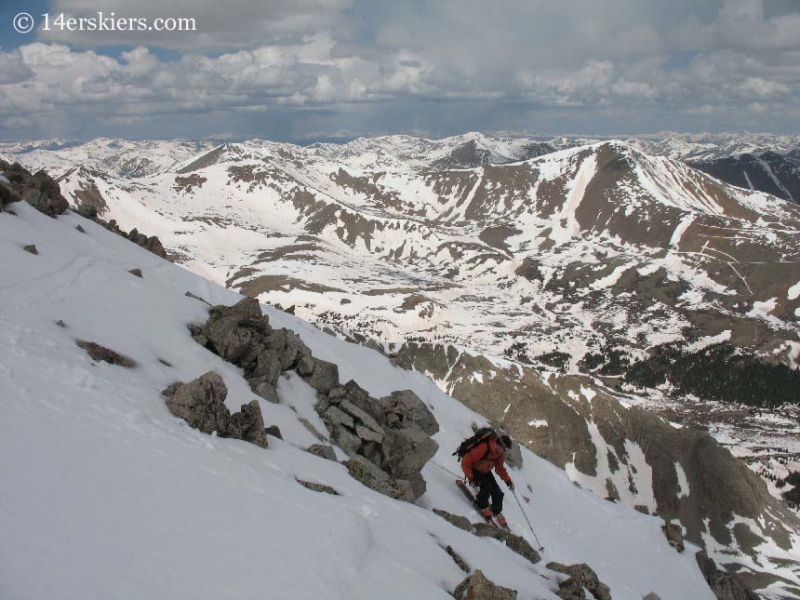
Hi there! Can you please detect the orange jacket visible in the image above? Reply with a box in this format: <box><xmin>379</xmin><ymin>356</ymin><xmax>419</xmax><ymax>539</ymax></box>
<box><xmin>461</xmin><ymin>436</ymin><xmax>511</xmax><ymax>483</ymax></box>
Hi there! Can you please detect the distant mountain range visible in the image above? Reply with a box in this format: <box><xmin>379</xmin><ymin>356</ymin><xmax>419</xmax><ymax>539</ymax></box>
<box><xmin>5</xmin><ymin>133</ymin><xmax>800</xmax><ymax>594</ymax></box>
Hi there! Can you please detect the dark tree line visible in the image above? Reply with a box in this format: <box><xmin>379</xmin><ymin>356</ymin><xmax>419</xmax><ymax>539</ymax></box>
<box><xmin>622</xmin><ymin>343</ymin><xmax>800</xmax><ymax>408</ymax></box>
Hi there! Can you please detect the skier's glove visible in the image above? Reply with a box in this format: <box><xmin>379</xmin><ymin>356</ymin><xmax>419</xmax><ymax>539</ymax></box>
<box><xmin>468</xmin><ymin>478</ymin><xmax>478</xmax><ymax>489</ymax></box>
<box><xmin>505</xmin><ymin>480</ymin><xmax>515</xmax><ymax>491</ymax></box>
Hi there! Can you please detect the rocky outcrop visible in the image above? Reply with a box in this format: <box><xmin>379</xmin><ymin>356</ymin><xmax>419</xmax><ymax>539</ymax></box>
<box><xmin>191</xmin><ymin>298</ymin><xmax>439</xmax><ymax>501</ymax></box>
<box><xmin>316</xmin><ymin>380</ymin><xmax>439</xmax><ymax>500</ymax></box>
<box><xmin>90</xmin><ymin>218</ymin><xmax>168</xmax><ymax>260</ymax></box>
<box><xmin>307</xmin><ymin>444</ymin><xmax>337</xmax><ymax>461</ymax></box>
<box><xmin>662</xmin><ymin>520</ymin><xmax>685</xmax><ymax>553</ymax></box>
<box><xmin>472</xmin><ymin>523</ymin><xmax>541</xmax><ymax>566</ymax></box>
<box><xmin>547</xmin><ymin>562</ymin><xmax>612</xmax><ymax>600</ymax></box>
<box><xmin>76</xmin><ymin>340</ymin><xmax>137</xmax><ymax>368</ymax></box>
<box><xmin>453</xmin><ymin>570</ymin><xmax>517</xmax><ymax>600</ymax></box>
<box><xmin>695</xmin><ymin>552</ymin><xmax>759</xmax><ymax>600</ymax></box>
<box><xmin>0</xmin><ymin>160</ymin><xmax>68</xmax><ymax>216</ymax></box>
<box><xmin>432</xmin><ymin>509</ymin><xmax>541</xmax><ymax>566</ymax></box>
<box><xmin>163</xmin><ymin>371</ymin><xmax>268</xmax><ymax>448</ymax></box>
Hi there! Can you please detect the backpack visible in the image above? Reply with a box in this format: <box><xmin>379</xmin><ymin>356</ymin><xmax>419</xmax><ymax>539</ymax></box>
<box><xmin>453</xmin><ymin>427</ymin><xmax>496</xmax><ymax>459</ymax></box>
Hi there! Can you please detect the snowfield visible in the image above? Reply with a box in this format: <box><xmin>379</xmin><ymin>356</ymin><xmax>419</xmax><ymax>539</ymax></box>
<box><xmin>0</xmin><ymin>203</ymin><xmax>716</xmax><ymax>599</ymax></box>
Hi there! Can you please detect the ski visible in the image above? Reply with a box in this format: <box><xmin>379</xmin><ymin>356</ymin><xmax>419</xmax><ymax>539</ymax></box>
<box><xmin>455</xmin><ymin>479</ymin><xmax>511</xmax><ymax>532</ymax></box>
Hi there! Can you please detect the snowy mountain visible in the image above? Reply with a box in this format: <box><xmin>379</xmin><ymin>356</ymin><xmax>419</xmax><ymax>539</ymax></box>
<box><xmin>0</xmin><ymin>176</ymin><xmax>726</xmax><ymax>599</ymax></box>
<box><xmin>688</xmin><ymin>151</ymin><xmax>800</xmax><ymax>204</ymax></box>
<box><xmin>5</xmin><ymin>136</ymin><xmax>800</xmax><ymax>597</ymax></box>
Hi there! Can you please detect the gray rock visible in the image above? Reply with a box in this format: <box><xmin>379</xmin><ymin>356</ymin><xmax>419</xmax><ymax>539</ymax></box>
<box><xmin>276</xmin><ymin>330</ymin><xmax>311</xmax><ymax>371</ymax></box>
<box><xmin>161</xmin><ymin>382</ymin><xmax>184</xmax><ymax>398</ymax></box>
<box><xmin>634</xmin><ymin>505</ymin><xmax>650</xmax><ymax>515</ymax></box>
<box><xmin>356</xmin><ymin>425</ymin><xmax>384</xmax><ymax>444</ymax></box>
<box><xmin>204</xmin><ymin>316</ymin><xmax>262</xmax><ymax>367</ymax></box>
<box><xmin>662</xmin><ymin>520</ymin><xmax>685</xmax><ymax>553</ymax></box>
<box><xmin>306</xmin><ymin>358</ymin><xmax>339</xmax><ymax>395</ymax></box>
<box><xmin>251</xmin><ymin>349</ymin><xmax>282</xmax><ymax>386</ymax></box>
<box><xmin>379</xmin><ymin>389</ymin><xmax>439</xmax><ymax>435</ymax></box>
<box><xmin>382</xmin><ymin>427</ymin><xmax>439</xmax><ymax>480</ymax></box>
<box><xmin>297</xmin><ymin>355</ymin><xmax>315</xmax><ymax>376</ymax></box>
<box><xmin>264</xmin><ymin>425</ymin><xmax>282</xmax><ymax>439</ymax></box>
<box><xmin>227</xmin><ymin>400</ymin><xmax>268</xmax><ymax>448</ymax></box>
<box><xmin>453</xmin><ymin>570</ymin><xmax>517</xmax><ymax>600</ymax></box>
<box><xmin>298</xmin><ymin>418</ymin><xmax>326</xmax><ymax>441</ymax></box>
<box><xmin>166</xmin><ymin>371</ymin><xmax>231</xmax><ymax>436</ymax></box>
<box><xmin>474</xmin><ymin>523</ymin><xmax>541</xmax><ymax>566</ymax></box>
<box><xmin>547</xmin><ymin>563</ymin><xmax>611</xmax><ymax>600</ymax></box>
<box><xmin>297</xmin><ymin>479</ymin><xmax>339</xmax><ymax>495</ymax></box>
<box><xmin>77</xmin><ymin>340</ymin><xmax>137</xmax><ymax>368</ymax></box>
<box><xmin>340</xmin><ymin>400</ymin><xmax>383</xmax><ymax>434</ymax></box>
<box><xmin>341</xmin><ymin>380</ymin><xmax>381</xmax><ymax>422</ymax></box>
<box><xmin>252</xmin><ymin>381</ymin><xmax>280</xmax><ymax>404</ymax></box>
<box><xmin>345</xmin><ymin>456</ymin><xmax>415</xmax><ymax>502</ymax></box>
<box><xmin>432</xmin><ymin>509</ymin><xmax>471</xmax><ymax>531</ymax></box>
<box><xmin>333</xmin><ymin>426</ymin><xmax>363</xmax><ymax>455</ymax></box>
<box><xmin>166</xmin><ymin>371</ymin><xmax>271</xmax><ymax>449</ymax></box>
<box><xmin>325</xmin><ymin>405</ymin><xmax>355</xmax><ymax>429</ymax></box>
<box><xmin>444</xmin><ymin>545</ymin><xmax>470</xmax><ymax>573</ymax></box>
<box><xmin>185</xmin><ymin>291</ymin><xmax>212</xmax><ymax>305</ymax></box>
<box><xmin>642</xmin><ymin>593</ymin><xmax>662</xmax><ymax>600</ymax></box>
<box><xmin>557</xmin><ymin>580</ymin><xmax>589</xmax><ymax>600</ymax></box>
<box><xmin>129</xmin><ymin>268</ymin><xmax>143</xmax><ymax>278</ymax></box>
<box><xmin>307</xmin><ymin>444</ymin><xmax>337</xmax><ymax>461</ymax></box>
<box><xmin>23</xmin><ymin>244</ymin><xmax>38</xmax><ymax>255</ymax></box>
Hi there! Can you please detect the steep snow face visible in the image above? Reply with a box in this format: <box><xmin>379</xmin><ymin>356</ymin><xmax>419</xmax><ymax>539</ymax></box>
<box><xmin>0</xmin><ymin>203</ymin><xmax>717</xmax><ymax>599</ymax></box>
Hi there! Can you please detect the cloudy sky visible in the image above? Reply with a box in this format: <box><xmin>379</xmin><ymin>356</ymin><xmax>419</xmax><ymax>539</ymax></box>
<box><xmin>0</xmin><ymin>0</ymin><xmax>799</xmax><ymax>142</ymax></box>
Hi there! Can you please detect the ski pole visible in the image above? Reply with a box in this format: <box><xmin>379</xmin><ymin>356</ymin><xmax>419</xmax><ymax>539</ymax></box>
<box><xmin>431</xmin><ymin>460</ymin><xmax>465</xmax><ymax>480</ymax></box>
<box><xmin>512</xmin><ymin>489</ymin><xmax>544</xmax><ymax>552</ymax></box>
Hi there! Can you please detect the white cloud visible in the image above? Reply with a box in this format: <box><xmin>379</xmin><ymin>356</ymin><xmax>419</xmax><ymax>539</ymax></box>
<box><xmin>2</xmin><ymin>0</ymin><xmax>799</xmax><ymax>138</ymax></box>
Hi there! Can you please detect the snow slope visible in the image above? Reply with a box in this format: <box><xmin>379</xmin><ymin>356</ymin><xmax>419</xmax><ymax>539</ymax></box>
<box><xmin>0</xmin><ymin>202</ymin><xmax>714</xmax><ymax>599</ymax></box>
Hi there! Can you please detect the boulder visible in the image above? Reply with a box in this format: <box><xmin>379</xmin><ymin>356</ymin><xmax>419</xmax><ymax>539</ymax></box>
<box><xmin>662</xmin><ymin>520</ymin><xmax>685</xmax><ymax>553</ymax></box>
<box><xmin>453</xmin><ymin>570</ymin><xmax>517</xmax><ymax>600</ymax></box>
<box><xmin>382</xmin><ymin>427</ymin><xmax>438</xmax><ymax>479</ymax></box>
<box><xmin>379</xmin><ymin>389</ymin><xmax>439</xmax><ymax>435</ymax></box>
<box><xmin>7</xmin><ymin>166</ymin><xmax>69</xmax><ymax>217</ymax></box>
<box><xmin>345</xmin><ymin>456</ymin><xmax>415</xmax><ymax>502</ymax></box>
<box><xmin>305</xmin><ymin>358</ymin><xmax>339</xmax><ymax>395</ymax></box>
<box><xmin>264</xmin><ymin>425</ymin><xmax>283</xmax><ymax>439</ymax></box>
<box><xmin>227</xmin><ymin>400</ymin><xmax>268</xmax><ymax>448</ymax></box>
<box><xmin>23</xmin><ymin>244</ymin><xmax>38</xmax><ymax>255</ymax></box>
<box><xmin>340</xmin><ymin>400</ymin><xmax>383</xmax><ymax>435</ymax></box>
<box><xmin>307</xmin><ymin>444</ymin><xmax>337</xmax><ymax>461</ymax></box>
<box><xmin>252</xmin><ymin>380</ymin><xmax>280</xmax><ymax>404</ymax></box>
<box><xmin>166</xmin><ymin>371</ymin><xmax>271</xmax><ymax>449</ymax></box>
<box><xmin>252</xmin><ymin>349</ymin><xmax>282</xmax><ymax>386</ymax></box>
<box><xmin>166</xmin><ymin>371</ymin><xmax>231</xmax><ymax>436</ymax></box>
<box><xmin>547</xmin><ymin>563</ymin><xmax>611</xmax><ymax>600</ymax></box>
<box><xmin>557</xmin><ymin>580</ymin><xmax>589</xmax><ymax>600</ymax></box>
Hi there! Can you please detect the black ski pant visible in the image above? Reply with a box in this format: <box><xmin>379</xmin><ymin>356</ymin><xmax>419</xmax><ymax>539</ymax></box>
<box><xmin>475</xmin><ymin>470</ymin><xmax>504</xmax><ymax>515</ymax></box>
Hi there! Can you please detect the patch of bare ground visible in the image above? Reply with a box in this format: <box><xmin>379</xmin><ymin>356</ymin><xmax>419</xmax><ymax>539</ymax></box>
<box><xmin>235</xmin><ymin>275</ymin><xmax>343</xmax><ymax>297</ymax></box>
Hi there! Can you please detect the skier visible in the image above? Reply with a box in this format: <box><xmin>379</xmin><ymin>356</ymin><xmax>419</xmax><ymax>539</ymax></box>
<box><xmin>460</xmin><ymin>432</ymin><xmax>514</xmax><ymax>528</ymax></box>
